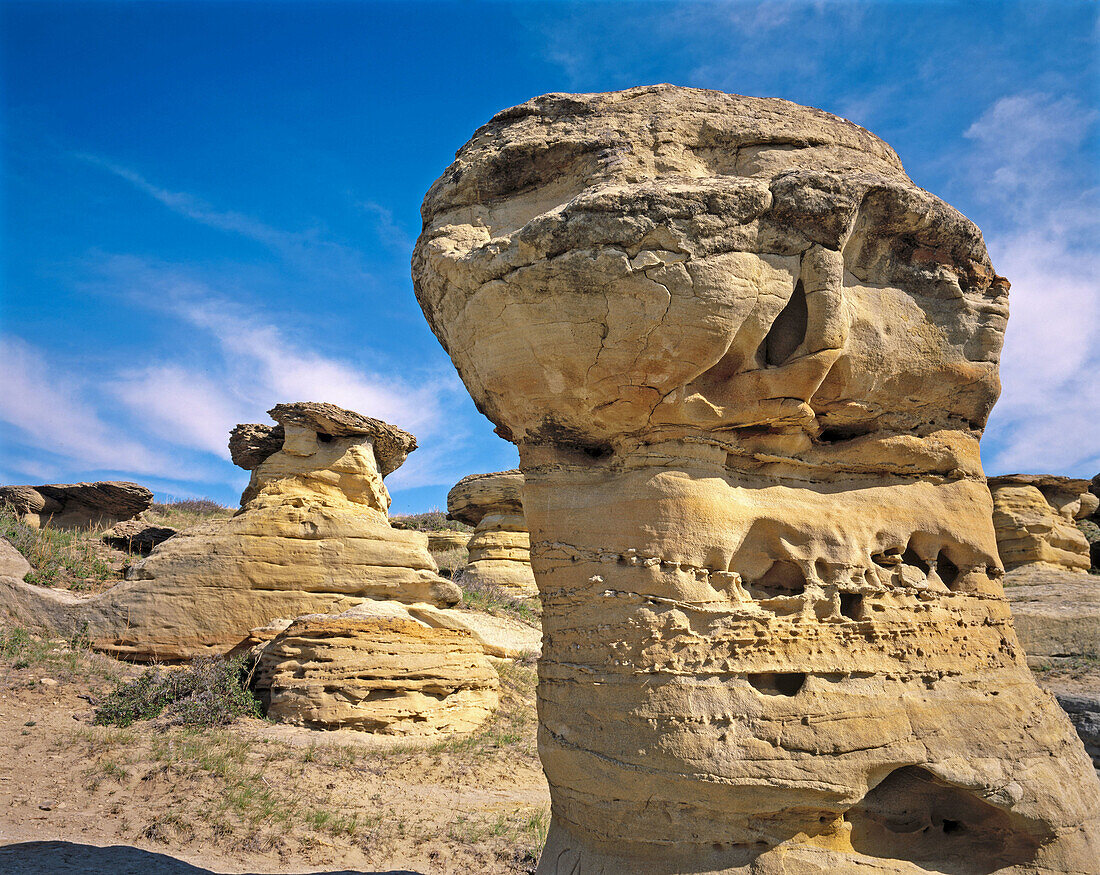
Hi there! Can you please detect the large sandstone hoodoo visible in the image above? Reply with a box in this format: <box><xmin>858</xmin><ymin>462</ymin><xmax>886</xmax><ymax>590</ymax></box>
<box><xmin>447</xmin><ymin>470</ymin><xmax>537</xmax><ymax>598</ymax></box>
<box><xmin>413</xmin><ymin>86</ymin><xmax>1100</xmax><ymax>873</ymax></box>
<box><xmin>0</xmin><ymin>403</ymin><xmax>460</xmax><ymax>661</ymax></box>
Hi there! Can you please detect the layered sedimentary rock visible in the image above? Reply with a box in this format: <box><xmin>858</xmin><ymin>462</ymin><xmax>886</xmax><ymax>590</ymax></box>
<box><xmin>1004</xmin><ymin>564</ymin><xmax>1100</xmax><ymax>661</ymax></box>
<box><xmin>448</xmin><ymin>471</ymin><xmax>536</xmax><ymax>598</ymax></box>
<box><xmin>0</xmin><ymin>481</ymin><xmax>152</xmax><ymax>529</ymax></box>
<box><xmin>254</xmin><ymin>607</ymin><xmax>500</xmax><ymax>735</ymax></box>
<box><xmin>0</xmin><ymin>403</ymin><xmax>459</xmax><ymax>661</ymax></box>
<box><xmin>413</xmin><ymin>86</ymin><xmax>1100</xmax><ymax>872</ymax></box>
<box><xmin>101</xmin><ymin>520</ymin><xmax>177</xmax><ymax>555</ymax></box>
<box><xmin>989</xmin><ymin>474</ymin><xmax>1095</xmax><ymax>573</ymax></box>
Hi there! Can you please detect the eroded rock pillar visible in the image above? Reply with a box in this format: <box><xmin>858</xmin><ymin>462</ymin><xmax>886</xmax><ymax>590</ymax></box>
<box><xmin>412</xmin><ymin>86</ymin><xmax>1100</xmax><ymax>873</ymax></box>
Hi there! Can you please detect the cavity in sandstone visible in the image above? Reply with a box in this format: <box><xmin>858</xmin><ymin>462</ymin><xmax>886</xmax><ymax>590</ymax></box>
<box><xmin>447</xmin><ymin>470</ymin><xmax>537</xmax><ymax>598</ymax></box>
<box><xmin>0</xmin><ymin>403</ymin><xmax>460</xmax><ymax>661</ymax></box>
<box><xmin>413</xmin><ymin>85</ymin><xmax>1100</xmax><ymax>873</ymax></box>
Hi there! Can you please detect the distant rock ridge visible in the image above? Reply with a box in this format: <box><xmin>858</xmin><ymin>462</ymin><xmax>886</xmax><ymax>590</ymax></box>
<box><xmin>0</xmin><ymin>481</ymin><xmax>151</xmax><ymax>529</ymax></box>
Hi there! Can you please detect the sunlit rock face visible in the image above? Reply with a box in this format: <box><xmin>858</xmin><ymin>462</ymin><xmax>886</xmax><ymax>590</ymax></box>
<box><xmin>988</xmin><ymin>474</ymin><xmax>1095</xmax><ymax>573</ymax></box>
<box><xmin>0</xmin><ymin>404</ymin><xmax>460</xmax><ymax>662</ymax></box>
<box><xmin>414</xmin><ymin>86</ymin><xmax>1100</xmax><ymax>873</ymax></box>
<box><xmin>447</xmin><ymin>470</ymin><xmax>537</xmax><ymax>598</ymax></box>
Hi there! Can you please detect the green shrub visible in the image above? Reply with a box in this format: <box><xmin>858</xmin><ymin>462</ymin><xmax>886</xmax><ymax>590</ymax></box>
<box><xmin>390</xmin><ymin>509</ymin><xmax>471</xmax><ymax>533</ymax></box>
<box><xmin>0</xmin><ymin>507</ymin><xmax>112</xmax><ymax>586</ymax></box>
<box><xmin>144</xmin><ymin>498</ymin><xmax>234</xmax><ymax>528</ymax></box>
<box><xmin>95</xmin><ymin>655</ymin><xmax>261</xmax><ymax>727</ymax></box>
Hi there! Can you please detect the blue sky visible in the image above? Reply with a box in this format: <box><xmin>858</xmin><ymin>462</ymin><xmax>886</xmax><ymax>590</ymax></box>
<box><xmin>1</xmin><ymin>1</ymin><xmax>1097</xmax><ymax>512</ymax></box>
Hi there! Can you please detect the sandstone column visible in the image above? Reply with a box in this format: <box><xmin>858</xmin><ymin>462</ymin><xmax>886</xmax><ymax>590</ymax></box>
<box><xmin>413</xmin><ymin>86</ymin><xmax>1100</xmax><ymax>873</ymax></box>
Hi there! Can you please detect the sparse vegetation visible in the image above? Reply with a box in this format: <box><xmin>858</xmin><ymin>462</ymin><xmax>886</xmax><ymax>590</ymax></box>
<box><xmin>1</xmin><ymin>506</ymin><xmax>113</xmax><ymax>587</ymax></box>
<box><xmin>390</xmin><ymin>508</ymin><xmax>472</xmax><ymax>533</ymax></box>
<box><xmin>432</xmin><ymin>545</ymin><xmax>469</xmax><ymax>577</ymax></box>
<box><xmin>145</xmin><ymin>498</ymin><xmax>235</xmax><ymax>528</ymax></box>
<box><xmin>94</xmin><ymin>655</ymin><xmax>261</xmax><ymax>727</ymax></box>
<box><xmin>458</xmin><ymin>571</ymin><xmax>540</xmax><ymax>624</ymax></box>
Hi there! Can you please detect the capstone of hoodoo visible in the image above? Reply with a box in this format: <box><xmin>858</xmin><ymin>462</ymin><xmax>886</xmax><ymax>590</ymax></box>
<box><xmin>253</xmin><ymin>607</ymin><xmax>500</xmax><ymax>735</ymax></box>
<box><xmin>989</xmin><ymin>474</ymin><xmax>1094</xmax><ymax>573</ymax></box>
<box><xmin>0</xmin><ymin>481</ymin><xmax>152</xmax><ymax>529</ymax></box>
<box><xmin>447</xmin><ymin>470</ymin><xmax>536</xmax><ymax>598</ymax></box>
<box><xmin>0</xmin><ymin>403</ymin><xmax>460</xmax><ymax>661</ymax></box>
<box><xmin>413</xmin><ymin>86</ymin><xmax>1100</xmax><ymax>873</ymax></box>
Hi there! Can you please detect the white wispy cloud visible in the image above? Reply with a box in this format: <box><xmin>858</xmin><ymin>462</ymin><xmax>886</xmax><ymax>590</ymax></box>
<box><xmin>0</xmin><ymin>335</ymin><xmax>201</xmax><ymax>480</ymax></box>
<box><xmin>968</xmin><ymin>92</ymin><xmax>1100</xmax><ymax>476</ymax></box>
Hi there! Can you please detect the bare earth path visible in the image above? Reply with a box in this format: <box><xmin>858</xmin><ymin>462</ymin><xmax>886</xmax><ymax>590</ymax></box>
<box><xmin>0</xmin><ymin>638</ymin><xmax>549</xmax><ymax>875</ymax></box>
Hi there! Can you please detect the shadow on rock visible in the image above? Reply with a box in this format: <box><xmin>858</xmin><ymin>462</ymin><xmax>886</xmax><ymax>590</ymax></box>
<box><xmin>0</xmin><ymin>841</ymin><xmax>424</xmax><ymax>875</ymax></box>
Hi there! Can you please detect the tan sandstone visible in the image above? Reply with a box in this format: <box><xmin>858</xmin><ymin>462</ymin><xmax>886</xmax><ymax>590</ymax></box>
<box><xmin>447</xmin><ymin>470</ymin><xmax>536</xmax><ymax>598</ymax></box>
<box><xmin>989</xmin><ymin>474</ymin><xmax>1094</xmax><ymax>573</ymax></box>
<box><xmin>253</xmin><ymin>613</ymin><xmax>500</xmax><ymax>735</ymax></box>
<box><xmin>413</xmin><ymin>86</ymin><xmax>1100</xmax><ymax>873</ymax></box>
<box><xmin>0</xmin><ymin>403</ymin><xmax>460</xmax><ymax>661</ymax></box>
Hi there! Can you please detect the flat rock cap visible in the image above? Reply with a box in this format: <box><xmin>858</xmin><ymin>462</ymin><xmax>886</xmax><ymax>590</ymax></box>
<box><xmin>269</xmin><ymin>402</ymin><xmax>417</xmax><ymax>476</ymax></box>
<box><xmin>1</xmin><ymin>481</ymin><xmax>151</xmax><ymax>516</ymax></box>
<box><xmin>988</xmin><ymin>474</ymin><xmax>1092</xmax><ymax>494</ymax></box>
<box><xmin>447</xmin><ymin>469</ymin><xmax>524</xmax><ymax>526</ymax></box>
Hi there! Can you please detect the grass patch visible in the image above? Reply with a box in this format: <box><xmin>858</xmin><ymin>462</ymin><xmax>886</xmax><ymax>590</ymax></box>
<box><xmin>1</xmin><ymin>507</ymin><xmax>113</xmax><ymax>586</ymax></box>
<box><xmin>432</xmin><ymin>546</ymin><xmax>469</xmax><ymax>577</ymax></box>
<box><xmin>144</xmin><ymin>498</ymin><xmax>234</xmax><ymax>529</ymax></box>
<box><xmin>95</xmin><ymin>655</ymin><xmax>261</xmax><ymax>727</ymax></box>
<box><xmin>457</xmin><ymin>572</ymin><xmax>540</xmax><ymax>624</ymax></box>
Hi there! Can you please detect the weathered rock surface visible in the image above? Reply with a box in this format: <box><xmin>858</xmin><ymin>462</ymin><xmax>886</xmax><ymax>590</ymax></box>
<box><xmin>425</xmin><ymin>530</ymin><xmax>471</xmax><ymax>553</ymax></box>
<box><xmin>413</xmin><ymin>86</ymin><xmax>1100</xmax><ymax>873</ymax></box>
<box><xmin>0</xmin><ymin>481</ymin><xmax>152</xmax><ymax>529</ymax></box>
<box><xmin>989</xmin><ymin>474</ymin><xmax>1094</xmax><ymax>573</ymax></box>
<box><xmin>101</xmin><ymin>520</ymin><xmax>177</xmax><ymax>555</ymax></box>
<box><xmin>0</xmin><ymin>539</ymin><xmax>30</xmax><ymax>580</ymax></box>
<box><xmin>448</xmin><ymin>471</ymin><xmax>536</xmax><ymax>598</ymax></box>
<box><xmin>1004</xmin><ymin>564</ymin><xmax>1100</xmax><ymax>661</ymax></box>
<box><xmin>254</xmin><ymin>613</ymin><xmax>500</xmax><ymax>735</ymax></box>
<box><xmin>0</xmin><ymin>404</ymin><xmax>459</xmax><ymax>661</ymax></box>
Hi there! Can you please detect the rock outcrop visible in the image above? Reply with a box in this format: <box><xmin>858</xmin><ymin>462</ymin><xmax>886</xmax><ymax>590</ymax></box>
<box><xmin>0</xmin><ymin>403</ymin><xmax>460</xmax><ymax>661</ymax></box>
<box><xmin>413</xmin><ymin>86</ymin><xmax>1100</xmax><ymax>873</ymax></box>
<box><xmin>989</xmin><ymin>474</ymin><xmax>1095</xmax><ymax>573</ymax></box>
<box><xmin>447</xmin><ymin>471</ymin><xmax>536</xmax><ymax>598</ymax></box>
<box><xmin>1</xmin><ymin>482</ymin><xmax>152</xmax><ymax>529</ymax></box>
<box><xmin>101</xmin><ymin>520</ymin><xmax>177</xmax><ymax>555</ymax></box>
<box><xmin>253</xmin><ymin>607</ymin><xmax>500</xmax><ymax>735</ymax></box>
<box><xmin>1003</xmin><ymin>564</ymin><xmax>1100</xmax><ymax>661</ymax></box>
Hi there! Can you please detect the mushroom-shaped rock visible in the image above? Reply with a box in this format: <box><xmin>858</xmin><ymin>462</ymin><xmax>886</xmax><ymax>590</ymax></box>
<box><xmin>413</xmin><ymin>86</ymin><xmax>1100</xmax><ymax>873</ymax></box>
<box><xmin>0</xmin><ymin>404</ymin><xmax>459</xmax><ymax>661</ymax></box>
<box><xmin>254</xmin><ymin>612</ymin><xmax>500</xmax><ymax>735</ymax></box>
<box><xmin>448</xmin><ymin>471</ymin><xmax>535</xmax><ymax>598</ymax></box>
<box><xmin>989</xmin><ymin>474</ymin><xmax>1093</xmax><ymax>573</ymax></box>
<box><xmin>1</xmin><ymin>481</ymin><xmax>152</xmax><ymax>529</ymax></box>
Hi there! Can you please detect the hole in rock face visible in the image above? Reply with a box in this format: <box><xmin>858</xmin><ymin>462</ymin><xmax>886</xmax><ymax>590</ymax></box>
<box><xmin>582</xmin><ymin>444</ymin><xmax>612</xmax><ymax>460</ymax></box>
<box><xmin>840</xmin><ymin>592</ymin><xmax>864</xmax><ymax>620</ymax></box>
<box><xmin>316</xmin><ymin>432</ymin><xmax>334</xmax><ymax>443</ymax></box>
<box><xmin>748</xmin><ymin>560</ymin><xmax>807</xmax><ymax>599</ymax></box>
<box><xmin>818</xmin><ymin>423</ymin><xmax>878</xmax><ymax>443</ymax></box>
<box><xmin>901</xmin><ymin>543</ymin><xmax>930</xmax><ymax>575</ymax></box>
<box><xmin>847</xmin><ymin>766</ymin><xmax>1045</xmax><ymax>874</ymax></box>
<box><xmin>747</xmin><ymin>672</ymin><xmax>806</xmax><ymax>696</ymax></box>
<box><xmin>936</xmin><ymin>551</ymin><xmax>960</xmax><ymax>590</ymax></box>
<box><xmin>762</xmin><ymin>279</ymin><xmax>808</xmax><ymax>367</ymax></box>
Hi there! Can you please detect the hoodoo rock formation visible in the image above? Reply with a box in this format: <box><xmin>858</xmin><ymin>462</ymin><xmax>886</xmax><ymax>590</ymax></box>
<box><xmin>413</xmin><ymin>86</ymin><xmax>1100</xmax><ymax>872</ymax></box>
<box><xmin>0</xmin><ymin>403</ymin><xmax>460</xmax><ymax>661</ymax></box>
<box><xmin>989</xmin><ymin>474</ymin><xmax>1095</xmax><ymax>573</ymax></box>
<box><xmin>0</xmin><ymin>481</ymin><xmax>152</xmax><ymax>529</ymax></box>
<box><xmin>447</xmin><ymin>470</ymin><xmax>536</xmax><ymax>598</ymax></box>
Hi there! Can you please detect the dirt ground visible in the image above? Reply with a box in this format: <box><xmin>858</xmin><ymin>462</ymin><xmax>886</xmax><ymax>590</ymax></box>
<box><xmin>0</xmin><ymin>635</ymin><xmax>549</xmax><ymax>875</ymax></box>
